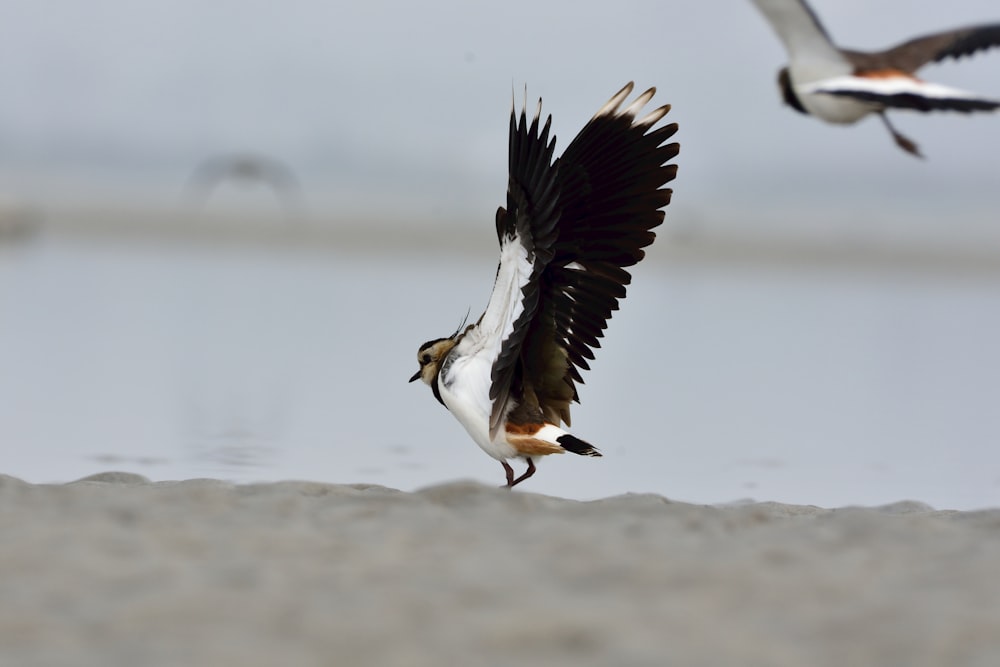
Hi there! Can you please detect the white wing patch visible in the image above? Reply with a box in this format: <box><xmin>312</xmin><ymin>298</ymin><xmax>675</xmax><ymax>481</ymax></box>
<box><xmin>437</xmin><ymin>232</ymin><xmax>534</xmax><ymax>457</ymax></box>
<box><xmin>469</xmin><ymin>232</ymin><xmax>534</xmax><ymax>359</ymax></box>
<box><xmin>803</xmin><ymin>75</ymin><xmax>995</xmax><ymax>103</ymax></box>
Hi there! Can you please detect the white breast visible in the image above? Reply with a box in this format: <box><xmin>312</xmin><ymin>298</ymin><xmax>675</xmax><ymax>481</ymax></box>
<box><xmin>435</xmin><ymin>230</ymin><xmax>534</xmax><ymax>461</ymax></box>
<box><xmin>798</xmin><ymin>89</ymin><xmax>875</xmax><ymax>124</ymax></box>
<box><xmin>438</xmin><ymin>337</ymin><xmax>517</xmax><ymax>461</ymax></box>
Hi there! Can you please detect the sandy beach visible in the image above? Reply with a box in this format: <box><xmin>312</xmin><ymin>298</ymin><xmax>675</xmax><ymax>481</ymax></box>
<box><xmin>1</xmin><ymin>472</ymin><xmax>999</xmax><ymax>666</ymax></box>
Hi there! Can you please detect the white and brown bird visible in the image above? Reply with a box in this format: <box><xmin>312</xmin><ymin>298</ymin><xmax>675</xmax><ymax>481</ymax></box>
<box><xmin>410</xmin><ymin>83</ymin><xmax>679</xmax><ymax>488</ymax></box>
<box><xmin>750</xmin><ymin>0</ymin><xmax>1000</xmax><ymax>156</ymax></box>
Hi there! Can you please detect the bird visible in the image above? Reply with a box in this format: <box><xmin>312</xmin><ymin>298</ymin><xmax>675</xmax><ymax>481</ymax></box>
<box><xmin>409</xmin><ymin>82</ymin><xmax>679</xmax><ymax>488</ymax></box>
<box><xmin>750</xmin><ymin>0</ymin><xmax>1000</xmax><ymax>157</ymax></box>
<box><xmin>183</xmin><ymin>152</ymin><xmax>304</xmax><ymax>218</ymax></box>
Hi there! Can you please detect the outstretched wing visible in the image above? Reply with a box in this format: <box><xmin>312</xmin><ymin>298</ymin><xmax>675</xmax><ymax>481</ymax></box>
<box><xmin>488</xmin><ymin>83</ymin><xmax>679</xmax><ymax>435</ymax></box>
<box><xmin>538</xmin><ymin>83</ymin><xmax>678</xmax><ymax>423</ymax></box>
<box><xmin>484</xmin><ymin>95</ymin><xmax>563</xmax><ymax>438</ymax></box>
<box><xmin>844</xmin><ymin>24</ymin><xmax>1000</xmax><ymax>73</ymax></box>
<box><xmin>750</xmin><ymin>0</ymin><xmax>847</xmax><ymax>68</ymax></box>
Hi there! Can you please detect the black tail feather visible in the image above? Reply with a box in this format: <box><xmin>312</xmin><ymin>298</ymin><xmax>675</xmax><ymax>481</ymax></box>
<box><xmin>558</xmin><ymin>434</ymin><xmax>602</xmax><ymax>457</ymax></box>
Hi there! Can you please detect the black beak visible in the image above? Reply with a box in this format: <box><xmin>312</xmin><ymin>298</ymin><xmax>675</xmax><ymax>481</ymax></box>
<box><xmin>409</xmin><ymin>370</ymin><xmax>422</xmax><ymax>383</ymax></box>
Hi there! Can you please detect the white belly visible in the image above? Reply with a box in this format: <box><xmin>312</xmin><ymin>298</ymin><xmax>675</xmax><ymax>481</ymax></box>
<box><xmin>800</xmin><ymin>91</ymin><xmax>874</xmax><ymax>124</ymax></box>
<box><xmin>789</xmin><ymin>61</ymin><xmax>875</xmax><ymax>124</ymax></box>
<box><xmin>438</xmin><ymin>352</ymin><xmax>517</xmax><ymax>461</ymax></box>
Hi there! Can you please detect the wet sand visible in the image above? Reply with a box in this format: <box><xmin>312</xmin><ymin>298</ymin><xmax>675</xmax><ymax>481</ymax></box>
<box><xmin>2</xmin><ymin>471</ymin><xmax>999</xmax><ymax>666</ymax></box>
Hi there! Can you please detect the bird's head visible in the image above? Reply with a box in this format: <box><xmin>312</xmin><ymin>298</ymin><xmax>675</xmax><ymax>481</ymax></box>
<box><xmin>777</xmin><ymin>67</ymin><xmax>808</xmax><ymax>115</ymax></box>
<box><xmin>409</xmin><ymin>337</ymin><xmax>458</xmax><ymax>385</ymax></box>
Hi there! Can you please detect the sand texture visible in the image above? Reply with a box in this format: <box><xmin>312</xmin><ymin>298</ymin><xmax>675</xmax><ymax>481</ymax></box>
<box><xmin>2</xmin><ymin>472</ymin><xmax>999</xmax><ymax>666</ymax></box>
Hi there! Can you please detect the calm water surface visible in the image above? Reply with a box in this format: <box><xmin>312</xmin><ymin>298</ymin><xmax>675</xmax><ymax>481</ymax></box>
<box><xmin>2</xmin><ymin>221</ymin><xmax>999</xmax><ymax>509</ymax></box>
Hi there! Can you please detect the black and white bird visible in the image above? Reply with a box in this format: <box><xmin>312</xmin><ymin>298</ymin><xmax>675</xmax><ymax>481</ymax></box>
<box><xmin>750</xmin><ymin>0</ymin><xmax>1000</xmax><ymax>156</ymax></box>
<box><xmin>410</xmin><ymin>83</ymin><xmax>679</xmax><ymax>488</ymax></box>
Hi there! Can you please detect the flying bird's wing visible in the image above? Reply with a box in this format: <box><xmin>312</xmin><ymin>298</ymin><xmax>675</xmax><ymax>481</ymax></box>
<box><xmin>750</xmin><ymin>0</ymin><xmax>848</xmax><ymax>69</ymax></box>
<box><xmin>488</xmin><ymin>83</ymin><xmax>679</xmax><ymax>436</ymax></box>
<box><xmin>802</xmin><ymin>74</ymin><xmax>1000</xmax><ymax>112</ymax></box>
<box><xmin>844</xmin><ymin>24</ymin><xmax>1000</xmax><ymax>73</ymax></box>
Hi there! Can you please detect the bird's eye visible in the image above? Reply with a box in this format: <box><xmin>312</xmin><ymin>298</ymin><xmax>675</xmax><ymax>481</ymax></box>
<box><xmin>421</xmin><ymin>354</ymin><xmax>431</xmax><ymax>364</ymax></box>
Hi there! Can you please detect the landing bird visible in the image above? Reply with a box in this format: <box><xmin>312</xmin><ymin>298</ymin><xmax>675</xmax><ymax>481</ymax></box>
<box><xmin>750</xmin><ymin>0</ymin><xmax>1000</xmax><ymax>157</ymax></box>
<box><xmin>410</xmin><ymin>83</ymin><xmax>679</xmax><ymax>488</ymax></box>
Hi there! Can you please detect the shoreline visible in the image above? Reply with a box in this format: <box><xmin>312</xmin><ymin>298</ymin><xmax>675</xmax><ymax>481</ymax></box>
<box><xmin>2</xmin><ymin>471</ymin><xmax>999</xmax><ymax>666</ymax></box>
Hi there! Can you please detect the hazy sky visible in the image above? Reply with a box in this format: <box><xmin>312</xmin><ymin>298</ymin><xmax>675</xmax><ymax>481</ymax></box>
<box><xmin>1</xmin><ymin>0</ymin><xmax>999</xmax><ymax>240</ymax></box>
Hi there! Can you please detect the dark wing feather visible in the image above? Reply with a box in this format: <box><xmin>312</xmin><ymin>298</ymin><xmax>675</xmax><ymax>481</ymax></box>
<box><xmin>522</xmin><ymin>84</ymin><xmax>679</xmax><ymax>427</ymax></box>
<box><xmin>844</xmin><ymin>24</ymin><xmax>1000</xmax><ymax>73</ymax></box>
<box><xmin>488</xmin><ymin>97</ymin><xmax>562</xmax><ymax>437</ymax></box>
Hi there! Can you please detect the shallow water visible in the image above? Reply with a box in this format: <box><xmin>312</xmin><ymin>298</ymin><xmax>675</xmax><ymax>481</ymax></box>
<box><xmin>2</xmin><ymin>219</ymin><xmax>1000</xmax><ymax>509</ymax></box>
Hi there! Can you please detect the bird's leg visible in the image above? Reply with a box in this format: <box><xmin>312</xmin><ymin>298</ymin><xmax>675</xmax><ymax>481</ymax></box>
<box><xmin>501</xmin><ymin>461</ymin><xmax>515</xmax><ymax>487</ymax></box>
<box><xmin>879</xmin><ymin>112</ymin><xmax>923</xmax><ymax>158</ymax></box>
<box><xmin>500</xmin><ymin>458</ymin><xmax>537</xmax><ymax>488</ymax></box>
<box><xmin>509</xmin><ymin>458</ymin><xmax>536</xmax><ymax>488</ymax></box>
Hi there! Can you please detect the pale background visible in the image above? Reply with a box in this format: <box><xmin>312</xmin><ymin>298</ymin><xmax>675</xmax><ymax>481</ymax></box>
<box><xmin>2</xmin><ymin>0</ymin><xmax>999</xmax><ymax>509</ymax></box>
